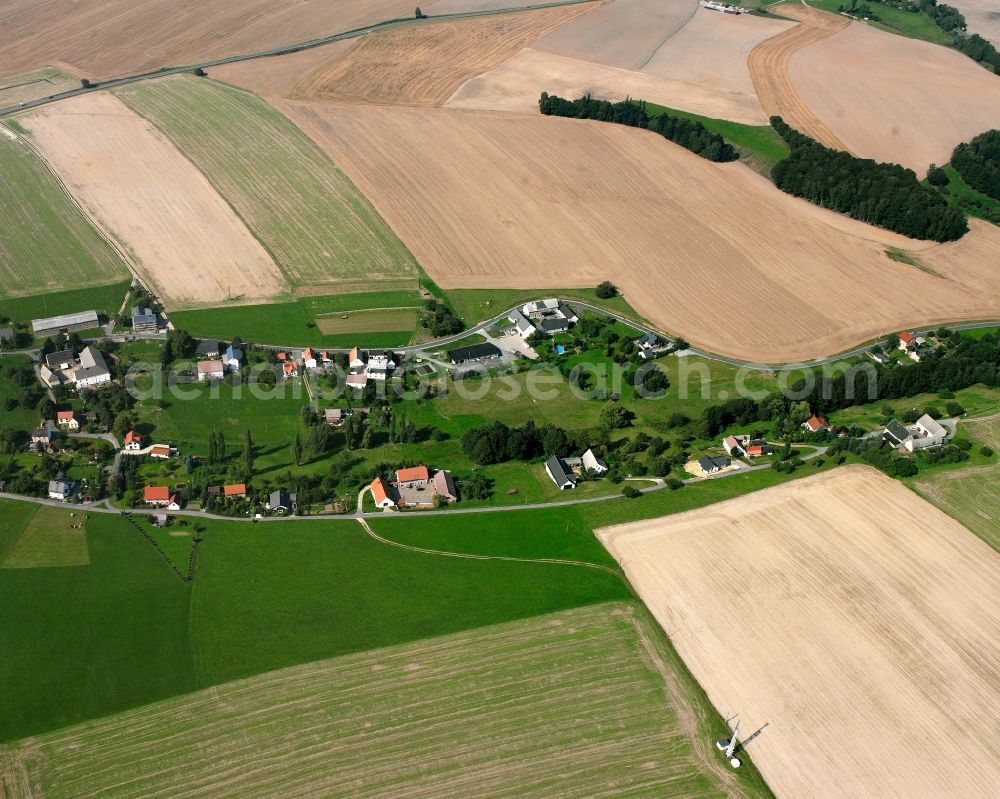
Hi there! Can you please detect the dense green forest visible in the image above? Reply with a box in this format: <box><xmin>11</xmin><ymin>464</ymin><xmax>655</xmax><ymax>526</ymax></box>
<box><xmin>952</xmin><ymin>130</ymin><xmax>1000</xmax><ymax>201</ymax></box>
<box><xmin>770</xmin><ymin>117</ymin><xmax>968</xmax><ymax>242</ymax></box>
<box><xmin>538</xmin><ymin>93</ymin><xmax>738</xmax><ymax>163</ymax></box>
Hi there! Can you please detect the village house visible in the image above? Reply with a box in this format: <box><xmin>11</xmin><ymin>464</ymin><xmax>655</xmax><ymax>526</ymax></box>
<box><xmin>303</xmin><ymin>347</ymin><xmax>317</xmax><ymax>370</ymax></box>
<box><xmin>282</xmin><ymin>361</ymin><xmax>298</xmax><ymax>380</ymax></box>
<box><xmin>745</xmin><ymin>441</ymin><xmax>773</xmax><ymax>458</ymax></box>
<box><xmin>433</xmin><ymin>469</ymin><xmax>458</xmax><ymax>503</ymax></box>
<box><xmin>197</xmin><ymin>361</ymin><xmax>224</xmax><ymax>381</ymax></box>
<box><xmin>507</xmin><ymin>309</ymin><xmax>535</xmax><ymax>339</ymax></box>
<box><xmin>802</xmin><ymin>414</ymin><xmax>831</xmax><ymax>433</ymax></box>
<box><xmin>56</xmin><ymin>410</ymin><xmax>79</xmax><ymax>431</ymax></box>
<box><xmin>883</xmin><ymin>419</ymin><xmax>913</xmax><ymax>448</ymax></box>
<box><xmin>349</xmin><ymin>347</ymin><xmax>367</xmax><ymax>371</ymax></box>
<box><xmin>149</xmin><ymin>445</ymin><xmax>171</xmax><ymax>459</ymax></box>
<box><xmin>131</xmin><ymin>306</ymin><xmax>158</xmax><ymax>334</ymax></box>
<box><xmin>324</xmin><ymin>407</ymin><xmax>368</xmax><ymax>427</ymax></box>
<box><xmin>886</xmin><ymin>415</ymin><xmax>948</xmax><ymax>451</ymax></box>
<box><xmin>223</xmin><ymin>344</ymin><xmax>242</xmax><ymax>372</ymax></box>
<box><xmin>448</xmin><ymin>342</ymin><xmax>502</xmax><ymax>365</ymax></box>
<box><xmin>723</xmin><ymin>435</ymin><xmax>747</xmax><ymax>456</ymax></box>
<box><xmin>545</xmin><ymin>455</ymin><xmax>577</xmax><ymax>490</ymax></box>
<box><xmin>634</xmin><ymin>332</ymin><xmax>662</xmax><ymax>360</ymax></box>
<box><xmin>48</xmin><ymin>478</ymin><xmax>78</xmax><ymax>501</ymax></box>
<box><xmin>223</xmin><ymin>484</ymin><xmax>247</xmax><ymax>499</ymax></box>
<box><xmin>367</xmin><ymin>350</ymin><xmax>396</xmax><ymax>380</ymax></box>
<box><xmin>143</xmin><ymin>485</ymin><xmax>180</xmax><ymax>509</ymax></box>
<box><xmin>75</xmin><ymin>346</ymin><xmax>111</xmax><ymax>388</ymax></box>
<box><xmin>898</xmin><ymin>331</ymin><xmax>915</xmax><ymax>350</ymax></box>
<box><xmin>581</xmin><ymin>448</ymin><xmax>609</xmax><ymax>476</ymax></box>
<box><xmin>31</xmin><ymin>426</ymin><xmax>54</xmax><ymax>448</ymax></box>
<box><xmin>396</xmin><ymin>465</ymin><xmax>431</xmax><ymax>489</ymax></box>
<box><xmin>46</xmin><ymin>349</ymin><xmax>75</xmax><ymax>371</ymax></box>
<box><xmin>698</xmin><ymin>455</ymin><xmax>731</xmax><ymax>475</ymax></box>
<box><xmin>195</xmin><ymin>339</ymin><xmax>220</xmax><ymax>358</ymax></box>
<box><xmin>0</xmin><ymin>327</ymin><xmax>13</xmax><ymax>345</ymax></box>
<box><xmin>370</xmin><ymin>475</ymin><xmax>399</xmax><ymax>508</ymax></box>
<box><xmin>267</xmin><ymin>489</ymin><xmax>295</xmax><ymax>514</ymax></box>
<box><xmin>346</xmin><ymin>372</ymin><xmax>367</xmax><ymax>390</ymax></box>
<box><xmin>124</xmin><ymin>430</ymin><xmax>143</xmax><ymax>450</ymax></box>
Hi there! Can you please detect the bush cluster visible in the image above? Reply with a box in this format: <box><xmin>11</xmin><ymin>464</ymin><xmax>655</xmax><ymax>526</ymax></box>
<box><xmin>951</xmin><ymin>129</ymin><xmax>1000</xmax><ymax>201</ymax></box>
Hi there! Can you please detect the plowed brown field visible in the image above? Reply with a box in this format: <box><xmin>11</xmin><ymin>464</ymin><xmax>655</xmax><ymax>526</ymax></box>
<box><xmin>747</xmin><ymin>4</ymin><xmax>848</xmax><ymax>149</ymax></box>
<box><xmin>598</xmin><ymin>466</ymin><xmax>1000</xmax><ymax>799</ymax></box>
<box><xmin>281</xmin><ymin>101</ymin><xmax>1000</xmax><ymax>362</ymax></box>
<box><xmin>291</xmin><ymin>6</ymin><xmax>596</xmax><ymax>107</ymax></box>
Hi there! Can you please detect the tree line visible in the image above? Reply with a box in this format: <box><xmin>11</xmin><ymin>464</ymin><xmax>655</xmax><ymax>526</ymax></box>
<box><xmin>538</xmin><ymin>93</ymin><xmax>738</xmax><ymax>163</ymax></box>
<box><xmin>951</xmin><ymin>129</ymin><xmax>1000</xmax><ymax>201</ymax></box>
<box><xmin>770</xmin><ymin>117</ymin><xmax>968</xmax><ymax>241</ymax></box>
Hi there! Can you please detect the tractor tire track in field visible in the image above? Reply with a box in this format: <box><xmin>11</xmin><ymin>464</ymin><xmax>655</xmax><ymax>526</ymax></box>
<box><xmin>356</xmin><ymin>518</ymin><xmax>623</xmax><ymax>578</ymax></box>
<box><xmin>748</xmin><ymin>3</ymin><xmax>849</xmax><ymax>150</ymax></box>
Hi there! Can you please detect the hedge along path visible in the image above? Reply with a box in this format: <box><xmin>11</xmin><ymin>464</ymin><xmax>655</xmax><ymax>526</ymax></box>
<box><xmin>747</xmin><ymin>3</ymin><xmax>848</xmax><ymax>150</ymax></box>
<box><xmin>116</xmin><ymin>76</ymin><xmax>420</xmax><ymax>293</ymax></box>
<box><xmin>356</xmin><ymin>519</ymin><xmax>623</xmax><ymax>577</ymax></box>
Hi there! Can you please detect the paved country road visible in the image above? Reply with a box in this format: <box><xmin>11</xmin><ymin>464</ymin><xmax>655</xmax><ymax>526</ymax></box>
<box><xmin>0</xmin><ymin>0</ymin><xmax>597</xmax><ymax>117</ymax></box>
<box><xmin>0</xmin><ymin>446</ymin><xmax>827</xmax><ymax>522</ymax></box>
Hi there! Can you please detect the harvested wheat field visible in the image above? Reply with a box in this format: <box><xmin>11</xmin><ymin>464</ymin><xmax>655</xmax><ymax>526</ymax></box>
<box><xmin>790</xmin><ymin>18</ymin><xmax>1000</xmax><ymax>174</ymax></box>
<box><xmin>291</xmin><ymin>6</ymin><xmax>596</xmax><ymax>107</ymax></box>
<box><xmin>599</xmin><ymin>466</ymin><xmax>1000</xmax><ymax>799</ymax></box>
<box><xmin>0</xmin><ymin>66</ymin><xmax>78</xmax><ymax>108</ymax></box>
<box><xmin>21</xmin><ymin>93</ymin><xmax>284</xmax><ymax>309</ymax></box>
<box><xmin>448</xmin><ymin>46</ymin><xmax>767</xmax><ymax>123</ymax></box>
<box><xmin>747</xmin><ymin>4</ymin><xmax>847</xmax><ymax>149</ymax></box>
<box><xmin>0</xmin><ymin>0</ymin><xmax>417</xmax><ymax>79</ymax></box>
<box><xmin>284</xmin><ymin>102</ymin><xmax>1000</xmax><ymax>362</ymax></box>
<box><xmin>533</xmin><ymin>0</ymin><xmax>698</xmax><ymax>70</ymax></box>
<box><xmin>118</xmin><ymin>77</ymin><xmax>418</xmax><ymax>291</ymax></box>
<box><xmin>641</xmin><ymin>9</ymin><xmax>794</xmax><ymax>123</ymax></box>
<box><xmin>0</xmin><ymin>603</ymin><xmax>741</xmax><ymax>799</ymax></box>
<box><xmin>949</xmin><ymin>0</ymin><xmax>1000</xmax><ymax>46</ymax></box>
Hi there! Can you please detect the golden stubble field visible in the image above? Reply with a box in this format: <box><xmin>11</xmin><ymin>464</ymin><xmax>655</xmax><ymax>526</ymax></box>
<box><xmin>789</xmin><ymin>15</ymin><xmax>1000</xmax><ymax>174</ymax></box>
<box><xmin>289</xmin><ymin>5</ymin><xmax>596</xmax><ymax>107</ymax></box>
<box><xmin>598</xmin><ymin>466</ymin><xmax>1000</xmax><ymax>799</ymax></box>
<box><xmin>281</xmin><ymin>101</ymin><xmax>1000</xmax><ymax>362</ymax></box>
<box><xmin>20</xmin><ymin>92</ymin><xmax>285</xmax><ymax>308</ymax></box>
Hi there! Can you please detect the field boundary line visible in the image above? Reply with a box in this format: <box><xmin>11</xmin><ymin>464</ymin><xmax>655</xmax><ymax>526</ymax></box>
<box><xmin>356</xmin><ymin>518</ymin><xmax>623</xmax><ymax>577</ymax></box>
<box><xmin>3</xmin><ymin>124</ymin><xmax>147</xmax><ymax>299</ymax></box>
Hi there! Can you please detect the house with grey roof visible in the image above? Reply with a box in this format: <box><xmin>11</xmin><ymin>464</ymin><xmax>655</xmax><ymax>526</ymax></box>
<box><xmin>48</xmin><ymin>478</ymin><xmax>78</xmax><ymax>501</ymax></box>
<box><xmin>132</xmin><ymin>306</ymin><xmax>158</xmax><ymax>333</ymax></box>
<box><xmin>698</xmin><ymin>455</ymin><xmax>730</xmax><ymax>475</ymax></box>
<box><xmin>545</xmin><ymin>455</ymin><xmax>577</xmax><ymax>490</ymax></box>
<box><xmin>906</xmin><ymin>415</ymin><xmax>947</xmax><ymax>451</ymax></box>
<box><xmin>883</xmin><ymin>419</ymin><xmax>913</xmax><ymax>448</ymax></box>
<box><xmin>0</xmin><ymin>327</ymin><xmax>13</xmax><ymax>345</ymax></box>
<box><xmin>268</xmin><ymin>489</ymin><xmax>295</xmax><ymax>514</ymax></box>
<box><xmin>75</xmin><ymin>346</ymin><xmax>111</xmax><ymax>388</ymax></box>
<box><xmin>45</xmin><ymin>349</ymin><xmax>76</xmax><ymax>370</ymax></box>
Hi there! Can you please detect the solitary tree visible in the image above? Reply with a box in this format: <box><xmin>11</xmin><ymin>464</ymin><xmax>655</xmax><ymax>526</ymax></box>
<box><xmin>291</xmin><ymin>433</ymin><xmax>303</xmax><ymax>466</ymax></box>
<box><xmin>415</xmin><ymin>6</ymin><xmax>426</xmax><ymax>18</ymax></box>
<box><xmin>595</xmin><ymin>281</ymin><xmax>618</xmax><ymax>299</ymax></box>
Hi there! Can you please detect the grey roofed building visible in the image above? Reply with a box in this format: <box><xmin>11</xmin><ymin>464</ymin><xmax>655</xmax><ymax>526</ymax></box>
<box><xmin>268</xmin><ymin>489</ymin><xmax>295</xmax><ymax>513</ymax></box>
<box><xmin>883</xmin><ymin>419</ymin><xmax>912</xmax><ymax>446</ymax></box>
<box><xmin>507</xmin><ymin>309</ymin><xmax>534</xmax><ymax>338</ymax></box>
<box><xmin>132</xmin><ymin>306</ymin><xmax>158</xmax><ymax>333</ymax></box>
<box><xmin>48</xmin><ymin>478</ymin><xmax>78</xmax><ymax>499</ymax></box>
<box><xmin>45</xmin><ymin>349</ymin><xmax>76</xmax><ymax>370</ymax></box>
<box><xmin>698</xmin><ymin>455</ymin><xmax>730</xmax><ymax>474</ymax></box>
<box><xmin>0</xmin><ymin>327</ymin><xmax>12</xmax><ymax>343</ymax></box>
<box><xmin>433</xmin><ymin>469</ymin><xmax>458</xmax><ymax>502</ymax></box>
<box><xmin>32</xmin><ymin>310</ymin><xmax>99</xmax><ymax>338</ymax></box>
<box><xmin>539</xmin><ymin>317</ymin><xmax>570</xmax><ymax>333</ymax></box>
<box><xmin>545</xmin><ymin>455</ymin><xmax>577</xmax><ymax>489</ymax></box>
<box><xmin>448</xmin><ymin>342</ymin><xmax>503</xmax><ymax>364</ymax></box>
<box><xmin>195</xmin><ymin>339</ymin><xmax>220</xmax><ymax>357</ymax></box>
<box><xmin>75</xmin><ymin>346</ymin><xmax>111</xmax><ymax>387</ymax></box>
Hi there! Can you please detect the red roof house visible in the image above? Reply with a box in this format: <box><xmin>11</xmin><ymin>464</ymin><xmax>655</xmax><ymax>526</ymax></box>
<box><xmin>149</xmin><ymin>445</ymin><xmax>171</xmax><ymax>459</ymax></box>
<box><xmin>144</xmin><ymin>485</ymin><xmax>170</xmax><ymax>505</ymax></box>
<box><xmin>802</xmin><ymin>414</ymin><xmax>831</xmax><ymax>433</ymax></box>
<box><xmin>370</xmin><ymin>476</ymin><xmax>399</xmax><ymax>508</ymax></box>
<box><xmin>396</xmin><ymin>465</ymin><xmax>430</xmax><ymax>487</ymax></box>
<box><xmin>124</xmin><ymin>430</ymin><xmax>143</xmax><ymax>449</ymax></box>
<box><xmin>223</xmin><ymin>483</ymin><xmax>247</xmax><ymax>498</ymax></box>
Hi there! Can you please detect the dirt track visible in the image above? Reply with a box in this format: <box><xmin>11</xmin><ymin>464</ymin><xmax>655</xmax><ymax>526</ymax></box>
<box><xmin>747</xmin><ymin>3</ymin><xmax>848</xmax><ymax>149</ymax></box>
<box><xmin>598</xmin><ymin>466</ymin><xmax>1000</xmax><ymax>799</ymax></box>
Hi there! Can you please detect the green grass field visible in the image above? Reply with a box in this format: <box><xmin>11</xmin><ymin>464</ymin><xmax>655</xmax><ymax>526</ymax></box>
<box><xmin>117</xmin><ymin>78</ymin><xmax>419</xmax><ymax>291</ymax></box>
<box><xmin>2</xmin><ymin>279</ymin><xmax>130</xmax><ymax>329</ymax></box>
<box><xmin>315</xmin><ymin>307</ymin><xmax>418</xmax><ymax>335</ymax></box>
<box><xmin>0</xmin><ymin>136</ymin><xmax>129</xmax><ymax>298</ymax></box>
<box><xmin>806</xmin><ymin>0</ymin><xmax>952</xmax><ymax>44</ymax></box>
<box><xmin>1</xmin><ymin>506</ymin><xmax>89</xmax><ymax>569</ymax></box>
<box><xmin>168</xmin><ymin>298</ymin><xmax>417</xmax><ymax>348</ymax></box>
<box><xmin>0</xmin><ymin>602</ymin><xmax>771</xmax><ymax>799</ymax></box>
<box><xmin>914</xmin><ymin>415</ymin><xmax>1000</xmax><ymax>550</ymax></box>
<box><xmin>935</xmin><ymin>164</ymin><xmax>1000</xmax><ymax>226</ymax></box>
<box><xmin>642</xmin><ymin>101</ymin><xmax>791</xmax><ymax>169</ymax></box>
<box><xmin>301</xmin><ymin>289</ymin><xmax>424</xmax><ymax>315</ymax></box>
<box><xmin>444</xmin><ymin>287</ymin><xmax>649</xmax><ymax>328</ymax></box>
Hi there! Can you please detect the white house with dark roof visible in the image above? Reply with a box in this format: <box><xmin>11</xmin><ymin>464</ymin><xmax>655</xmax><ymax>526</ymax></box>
<box><xmin>906</xmin><ymin>414</ymin><xmax>947</xmax><ymax>451</ymax></box>
<box><xmin>545</xmin><ymin>455</ymin><xmax>577</xmax><ymax>489</ymax></box>
<box><xmin>75</xmin><ymin>346</ymin><xmax>111</xmax><ymax>388</ymax></box>
<box><xmin>48</xmin><ymin>478</ymin><xmax>78</xmax><ymax>501</ymax></box>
